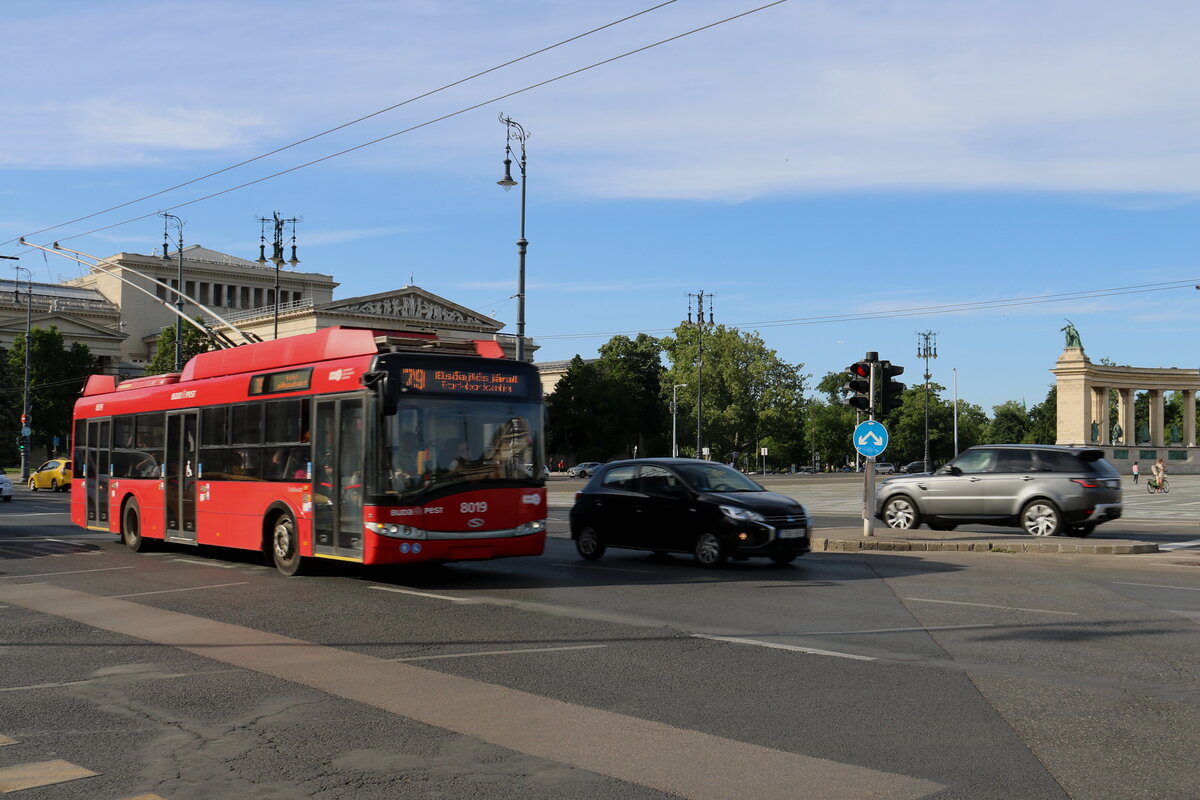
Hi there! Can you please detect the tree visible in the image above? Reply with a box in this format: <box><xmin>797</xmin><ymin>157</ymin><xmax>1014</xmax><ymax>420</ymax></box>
<box><xmin>987</xmin><ymin>400</ymin><xmax>1030</xmax><ymax>444</ymax></box>
<box><xmin>7</xmin><ymin>327</ymin><xmax>98</xmax><ymax>456</ymax></box>
<box><xmin>145</xmin><ymin>319</ymin><xmax>214</xmax><ymax>375</ymax></box>
<box><xmin>1025</xmin><ymin>385</ymin><xmax>1057</xmax><ymax>444</ymax></box>
<box><xmin>661</xmin><ymin>324</ymin><xmax>807</xmax><ymax>468</ymax></box>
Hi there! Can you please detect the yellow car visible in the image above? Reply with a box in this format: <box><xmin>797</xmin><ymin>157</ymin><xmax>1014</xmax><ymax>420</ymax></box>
<box><xmin>29</xmin><ymin>459</ymin><xmax>72</xmax><ymax>492</ymax></box>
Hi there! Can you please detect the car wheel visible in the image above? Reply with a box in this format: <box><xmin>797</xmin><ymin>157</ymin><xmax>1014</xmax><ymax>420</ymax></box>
<box><xmin>50</xmin><ymin>479</ymin><xmax>58</xmax><ymax>492</ymax></box>
<box><xmin>269</xmin><ymin>511</ymin><xmax>304</xmax><ymax>576</ymax></box>
<box><xmin>28</xmin><ymin>479</ymin><xmax>37</xmax><ymax>492</ymax></box>
<box><xmin>575</xmin><ymin>526</ymin><xmax>605</xmax><ymax>560</ymax></box>
<box><xmin>882</xmin><ymin>496</ymin><xmax>919</xmax><ymax>530</ymax></box>
<box><xmin>122</xmin><ymin>500</ymin><xmax>150</xmax><ymax>553</ymax></box>
<box><xmin>1022</xmin><ymin>500</ymin><xmax>1061</xmax><ymax>537</ymax></box>
<box><xmin>769</xmin><ymin>553</ymin><xmax>797</xmax><ymax>566</ymax></box>
<box><xmin>693</xmin><ymin>532</ymin><xmax>727</xmax><ymax>568</ymax></box>
<box><xmin>1066</xmin><ymin>523</ymin><xmax>1096</xmax><ymax>537</ymax></box>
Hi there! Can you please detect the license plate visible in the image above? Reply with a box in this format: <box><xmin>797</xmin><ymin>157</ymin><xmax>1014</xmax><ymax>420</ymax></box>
<box><xmin>779</xmin><ymin>529</ymin><xmax>806</xmax><ymax>539</ymax></box>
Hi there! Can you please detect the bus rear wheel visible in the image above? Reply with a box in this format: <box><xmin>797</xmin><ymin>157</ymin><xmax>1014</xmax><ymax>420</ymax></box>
<box><xmin>123</xmin><ymin>500</ymin><xmax>150</xmax><ymax>553</ymax></box>
<box><xmin>269</xmin><ymin>512</ymin><xmax>304</xmax><ymax>576</ymax></box>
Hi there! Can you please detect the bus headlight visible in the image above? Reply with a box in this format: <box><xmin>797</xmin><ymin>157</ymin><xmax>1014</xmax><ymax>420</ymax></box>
<box><xmin>515</xmin><ymin>519</ymin><xmax>546</xmax><ymax>535</ymax></box>
<box><xmin>366</xmin><ymin>522</ymin><xmax>426</xmax><ymax>539</ymax></box>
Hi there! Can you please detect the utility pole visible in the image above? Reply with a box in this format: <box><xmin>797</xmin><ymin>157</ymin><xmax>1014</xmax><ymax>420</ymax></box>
<box><xmin>686</xmin><ymin>291</ymin><xmax>714</xmax><ymax>459</ymax></box>
<box><xmin>916</xmin><ymin>331</ymin><xmax>938</xmax><ymax>470</ymax></box>
<box><xmin>1</xmin><ymin>256</ymin><xmax>28</xmax><ymax>479</ymax></box>
<box><xmin>160</xmin><ymin>213</ymin><xmax>185</xmax><ymax>371</ymax></box>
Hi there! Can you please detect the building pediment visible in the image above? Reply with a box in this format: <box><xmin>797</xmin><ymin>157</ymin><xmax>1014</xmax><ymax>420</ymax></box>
<box><xmin>319</xmin><ymin>287</ymin><xmax>501</xmax><ymax>332</ymax></box>
<box><xmin>0</xmin><ymin>312</ymin><xmax>127</xmax><ymax>342</ymax></box>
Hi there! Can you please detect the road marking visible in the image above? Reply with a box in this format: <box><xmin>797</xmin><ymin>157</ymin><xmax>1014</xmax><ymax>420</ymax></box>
<box><xmin>0</xmin><ymin>736</ymin><xmax>14</xmax><ymax>746</ymax></box>
<box><xmin>170</xmin><ymin>558</ymin><xmax>238</xmax><ymax>569</ymax></box>
<box><xmin>109</xmin><ymin>582</ymin><xmax>249</xmax><ymax>599</ymax></box>
<box><xmin>693</xmin><ymin>634</ymin><xmax>876</xmax><ymax>661</ymax></box>
<box><xmin>1158</xmin><ymin>539</ymin><xmax>1200</xmax><ymax>551</ymax></box>
<box><xmin>0</xmin><ymin>583</ymin><xmax>942</xmax><ymax>800</ymax></box>
<box><xmin>393</xmin><ymin>645</ymin><xmax>607</xmax><ymax>662</ymax></box>
<box><xmin>121</xmin><ymin>794</ymin><xmax>168</xmax><ymax>800</ymax></box>
<box><xmin>0</xmin><ymin>668</ymin><xmax>245</xmax><ymax>694</ymax></box>
<box><xmin>786</xmin><ymin>624</ymin><xmax>995</xmax><ymax>636</ymax></box>
<box><xmin>0</xmin><ymin>760</ymin><xmax>97</xmax><ymax>792</ymax></box>
<box><xmin>0</xmin><ymin>567</ymin><xmax>133</xmax><ymax>580</ymax></box>
<box><xmin>1112</xmin><ymin>581</ymin><xmax>1200</xmax><ymax>592</ymax></box>
<box><xmin>905</xmin><ymin>597</ymin><xmax>1079</xmax><ymax>615</ymax></box>
<box><xmin>368</xmin><ymin>586</ymin><xmax>476</xmax><ymax>603</ymax></box>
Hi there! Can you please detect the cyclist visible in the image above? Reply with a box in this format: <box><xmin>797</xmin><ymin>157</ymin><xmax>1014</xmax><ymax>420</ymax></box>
<box><xmin>1151</xmin><ymin>458</ymin><xmax>1166</xmax><ymax>491</ymax></box>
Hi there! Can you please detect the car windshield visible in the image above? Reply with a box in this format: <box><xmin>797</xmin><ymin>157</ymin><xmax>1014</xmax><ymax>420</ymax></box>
<box><xmin>675</xmin><ymin>463</ymin><xmax>764</xmax><ymax>493</ymax></box>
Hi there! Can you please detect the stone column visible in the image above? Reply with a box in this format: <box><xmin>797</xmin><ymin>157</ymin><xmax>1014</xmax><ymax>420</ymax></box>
<box><xmin>1090</xmin><ymin>386</ymin><xmax>1108</xmax><ymax>444</ymax></box>
<box><xmin>1150</xmin><ymin>389</ymin><xmax>1165</xmax><ymax>446</ymax></box>
<box><xmin>1117</xmin><ymin>389</ymin><xmax>1135</xmax><ymax>446</ymax></box>
<box><xmin>1185</xmin><ymin>390</ymin><xmax>1196</xmax><ymax>448</ymax></box>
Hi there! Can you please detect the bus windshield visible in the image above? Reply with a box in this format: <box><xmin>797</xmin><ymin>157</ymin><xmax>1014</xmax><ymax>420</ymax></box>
<box><xmin>373</xmin><ymin>397</ymin><xmax>544</xmax><ymax>502</ymax></box>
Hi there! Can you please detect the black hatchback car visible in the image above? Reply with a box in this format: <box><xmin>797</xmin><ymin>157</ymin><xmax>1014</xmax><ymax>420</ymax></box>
<box><xmin>569</xmin><ymin>458</ymin><xmax>812</xmax><ymax>567</ymax></box>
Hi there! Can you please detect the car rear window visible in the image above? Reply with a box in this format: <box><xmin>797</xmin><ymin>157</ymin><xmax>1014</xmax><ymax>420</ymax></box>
<box><xmin>1032</xmin><ymin>450</ymin><xmax>1118</xmax><ymax>476</ymax></box>
<box><xmin>601</xmin><ymin>465</ymin><xmax>636</xmax><ymax>490</ymax></box>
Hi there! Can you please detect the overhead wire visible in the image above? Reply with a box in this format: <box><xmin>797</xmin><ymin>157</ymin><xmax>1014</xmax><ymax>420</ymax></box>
<box><xmin>533</xmin><ymin>279</ymin><xmax>1200</xmax><ymax>340</ymax></box>
<box><xmin>6</xmin><ymin>0</ymin><xmax>787</xmax><ymax>248</ymax></box>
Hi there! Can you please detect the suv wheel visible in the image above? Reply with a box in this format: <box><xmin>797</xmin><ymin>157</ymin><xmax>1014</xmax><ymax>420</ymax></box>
<box><xmin>1022</xmin><ymin>500</ymin><xmax>1061</xmax><ymax>537</ymax></box>
<box><xmin>882</xmin><ymin>496</ymin><xmax>919</xmax><ymax>530</ymax></box>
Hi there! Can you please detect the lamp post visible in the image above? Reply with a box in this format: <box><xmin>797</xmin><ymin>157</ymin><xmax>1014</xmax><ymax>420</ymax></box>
<box><xmin>257</xmin><ymin>211</ymin><xmax>300</xmax><ymax>339</ymax></box>
<box><xmin>671</xmin><ymin>383</ymin><xmax>688</xmax><ymax>458</ymax></box>
<box><xmin>160</xmin><ymin>213</ymin><xmax>185</xmax><ymax>371</ymax></box>
<box><xmin>497</xmin><ymin>113</ymin><xmax>529</xmax><ymax>362</ymax></box>
<box><xmin>7</xmin><ymin>261</ymin><xmax>31</xmax><ymax>481</ymax></box>
<box><xmin>687</xmin><ymin>291</ymin><xmax>714</xmax><ymax>458</ymax></box>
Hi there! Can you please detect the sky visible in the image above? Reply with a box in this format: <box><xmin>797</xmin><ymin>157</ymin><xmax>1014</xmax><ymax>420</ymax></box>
<box><xmin>3</xmin><ymin>0</ymin><xmax>1199</xmax><ymax>412</ymax></box>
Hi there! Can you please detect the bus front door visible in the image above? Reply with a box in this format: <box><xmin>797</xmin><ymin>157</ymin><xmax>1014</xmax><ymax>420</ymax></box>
<box><xmin>165</xmin><ymin>411</ymin><xmax>198</xmax><ymax>544</ymax></box>
<box><xmin>312</xmin><ymin>397</ymin><xmax>365</xmax><ymax>562</ymax></box>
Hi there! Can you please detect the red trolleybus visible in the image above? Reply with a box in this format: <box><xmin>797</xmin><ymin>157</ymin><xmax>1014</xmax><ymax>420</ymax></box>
<box><xmin>72</xmin><ymin>327</ymin><xmax>547</xmax><ymax>575</ymax></box>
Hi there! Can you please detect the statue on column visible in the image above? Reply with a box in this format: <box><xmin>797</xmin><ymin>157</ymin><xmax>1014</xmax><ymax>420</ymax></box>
<box><xmin>1060</xmin><ymin>319</ymin><xmax>1082</xmax><ymax>349</ymax></box>
<box><xmin>1111</xmin><ymin>421</ymin><xmax>1123</xmax><ymax>444</ymax></box>
<box><xmin>1090</xmin><ymin>421</ymin><xmax>1100</xmax><ymax>442</ymax></box>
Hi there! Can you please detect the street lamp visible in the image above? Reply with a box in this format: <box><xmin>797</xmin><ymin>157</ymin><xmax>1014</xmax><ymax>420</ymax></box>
<box><xmin>160</xmin><ymin>213</ymin><xmax>185</xmax><ymax>371</ymax></box>
<box><xmin>917</xmin><ymin>331</ymin><xmax>938</xmax><ymax>470</ymax></box>
<box><xmin>497</xmin><ymin>113</ymin><xmax>529</xmax><ymax>362</ymax></box>
<box><xmin>671</xmin><ymin>383</ymin><xmax>688</xmax><ymax>458</ymax></box>
<box><xmin>257</xmin><ymin>211</ymin><xmax>300</xmax><ymax>339</ymax></box>
<box><xmin>7</xmin><ymin>261</ymin><xmax>32</xmax><ymax>481</ymax></box>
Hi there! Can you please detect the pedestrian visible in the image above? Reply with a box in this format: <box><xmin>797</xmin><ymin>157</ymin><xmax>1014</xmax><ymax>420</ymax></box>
<box><xmin>1131</xmin><ymin>461</ymin><xmax>1139</xmax><ymax>484</ymax></box>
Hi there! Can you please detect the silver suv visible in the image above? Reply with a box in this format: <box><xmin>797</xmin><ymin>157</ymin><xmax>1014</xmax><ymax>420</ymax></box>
<box><xmin>875</xmin><ymin>445</ymin><xmax>1122</xmax><ymax>537</ymax></box>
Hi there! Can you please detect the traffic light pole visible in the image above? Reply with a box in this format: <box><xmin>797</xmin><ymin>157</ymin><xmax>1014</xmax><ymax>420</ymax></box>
<box><xmin>863</xmin><ymin>359</ymin><xmax>877</xmax><ymax>538</ymax></box>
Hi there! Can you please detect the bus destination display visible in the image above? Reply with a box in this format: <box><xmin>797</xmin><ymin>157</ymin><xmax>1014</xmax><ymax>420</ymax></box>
<box><xmin>401</xmin><ymin>367</ymin><xmax>526</xmax><ymax>395</ymax></box>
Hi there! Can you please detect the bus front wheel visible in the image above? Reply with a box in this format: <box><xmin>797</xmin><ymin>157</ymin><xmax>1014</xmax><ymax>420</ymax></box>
<box><xmin>269</xmin><ymin>512</ymin><xmax>304</xmax><ymax>576</ymax></box>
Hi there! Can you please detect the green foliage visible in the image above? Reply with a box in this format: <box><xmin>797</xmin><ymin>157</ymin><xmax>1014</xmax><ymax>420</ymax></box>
<box><xmin>987</xmin><ymin>400</ymin><xmax>1030</xmax><ymax>444</ymax></box>
<box><xmin>1025</xmin><ymin>385</ymin><xmax>1057</xmax><ymax>444</ymax></box>
<box><xmin>7</xmin><ymin>327</ymin><xmax>98</xmax><ymax>455</ymax></box>
<box><xmin>545</xmin><ymin>334</ymin><xmax>668</xmax><ymax>462</ymax></box>
<box><xmin>145</xmin><ymin>319</ymin><xmax>214</xmax><ymax>375</ymax></box>
<box><xmin>661</xmin><ymin>324</ymin><xmax>807</xmax><ymax>468</ymax></box>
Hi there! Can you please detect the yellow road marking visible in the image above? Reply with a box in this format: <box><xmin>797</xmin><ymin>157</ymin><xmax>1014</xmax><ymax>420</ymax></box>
<box><xmin>0</xmin><ymin>736</ymin><xmax>14</xmax><ymax>747</ymax></box>
<box><xmin>121</xmin><ymin>794</ymin><xmax>167</xmax><ymax>800</ymax></box>
<box><xmin>0</xmin><ymin>759</ymin><xmax>97</xmax><ymax>792</ymax></box>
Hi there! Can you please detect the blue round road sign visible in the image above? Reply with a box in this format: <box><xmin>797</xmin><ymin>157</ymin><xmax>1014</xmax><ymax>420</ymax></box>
<box><xmin>853</xmin><ymin>420</ymin><xmax>888</xmax><ymax>458</ymax></box>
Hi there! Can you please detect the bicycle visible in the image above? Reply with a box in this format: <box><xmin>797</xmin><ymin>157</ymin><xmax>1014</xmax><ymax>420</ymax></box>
<box><xmin>1147</xmin><ymin>477</ymin><xmax>1170</xmax><ymax>494</ymax></box>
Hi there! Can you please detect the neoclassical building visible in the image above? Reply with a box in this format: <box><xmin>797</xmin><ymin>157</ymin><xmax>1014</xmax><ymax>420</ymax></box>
<box><xmin>1053</xmin><ymin>343</ymin><xmax>1199</xmax><ymax>471</ymax></box>
<box><xmin>32</xmin><ymin>244</ymin><xmax>533</xmax><ymax>366</ymax></box>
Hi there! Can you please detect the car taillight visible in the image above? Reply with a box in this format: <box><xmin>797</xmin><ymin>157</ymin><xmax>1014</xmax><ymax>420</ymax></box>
<box><xmin>1071</xmin><ymin>478</ymin><xmax>1101</xmax><ymax>488</ymax></box>
<box><xmin>575</xmin><ymin>491</ymin><xmax>583</xmax><ymax>502</ymax></box>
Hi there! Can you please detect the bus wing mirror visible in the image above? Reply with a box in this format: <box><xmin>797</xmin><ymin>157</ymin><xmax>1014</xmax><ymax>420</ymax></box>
<box><xmin>362</xmin><ymin>370</ymin><xmax>397</xmax><ymax>415</ymax></box>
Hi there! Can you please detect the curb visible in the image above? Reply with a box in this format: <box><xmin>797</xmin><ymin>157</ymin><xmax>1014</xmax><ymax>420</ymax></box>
<box><xmin>811</xmin><ymin>536</ymin><xmax>1158</xmax><ymax>555</ymax></box>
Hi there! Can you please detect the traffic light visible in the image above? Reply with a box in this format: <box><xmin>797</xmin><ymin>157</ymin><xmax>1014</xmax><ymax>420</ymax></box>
<box><xmin>17</xmin><ymin>436</ymin><xmax>25</xmax><ymax>452</ymax></box>
<box><xmin>879</xmin><ymin>361</ymin><xmax>906</xmax><ymax>413</ymax></box>
<box><xmin>843</xmin><ymin>361</ymin><xmax>872</xmax><ymax>412</ymax></box>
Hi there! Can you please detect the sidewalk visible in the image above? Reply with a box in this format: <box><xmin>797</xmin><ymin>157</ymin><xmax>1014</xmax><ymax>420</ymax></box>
<box><xmin>813</xmin><ymin>525</ymin><xmax>1158</xmax><ymax>555</ymax></box>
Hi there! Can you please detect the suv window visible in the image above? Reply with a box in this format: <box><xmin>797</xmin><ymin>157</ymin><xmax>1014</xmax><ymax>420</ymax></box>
<box><xmin>993</xmin><ymin>450</ymin><xmax>1033</xmax><ymax>473</ymax></box>
<box><xmin>1034</xmin><ymin>450</ymin><xmax>1082</xmax><ymax>473</ymax></box>
<box><xmin>952</xmin><ymin>449</ymin><xmax>996</xmax><ymax>474</ymax></box>
<box><xmin>602</xmin><ymin>465</ymin><xmax>636</xmax><ymax>491</ymax></box>
<box><xmin>639</xmin><ymin>465</ymin><xmax>682</xmax><ymax>495</ymax></box>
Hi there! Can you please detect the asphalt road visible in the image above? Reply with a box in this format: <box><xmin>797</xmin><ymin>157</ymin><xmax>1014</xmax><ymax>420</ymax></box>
<box><xmin>1</xmin><ymin>486</ymin><xmax>1198</xmax><ymax>799</ymax></box>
